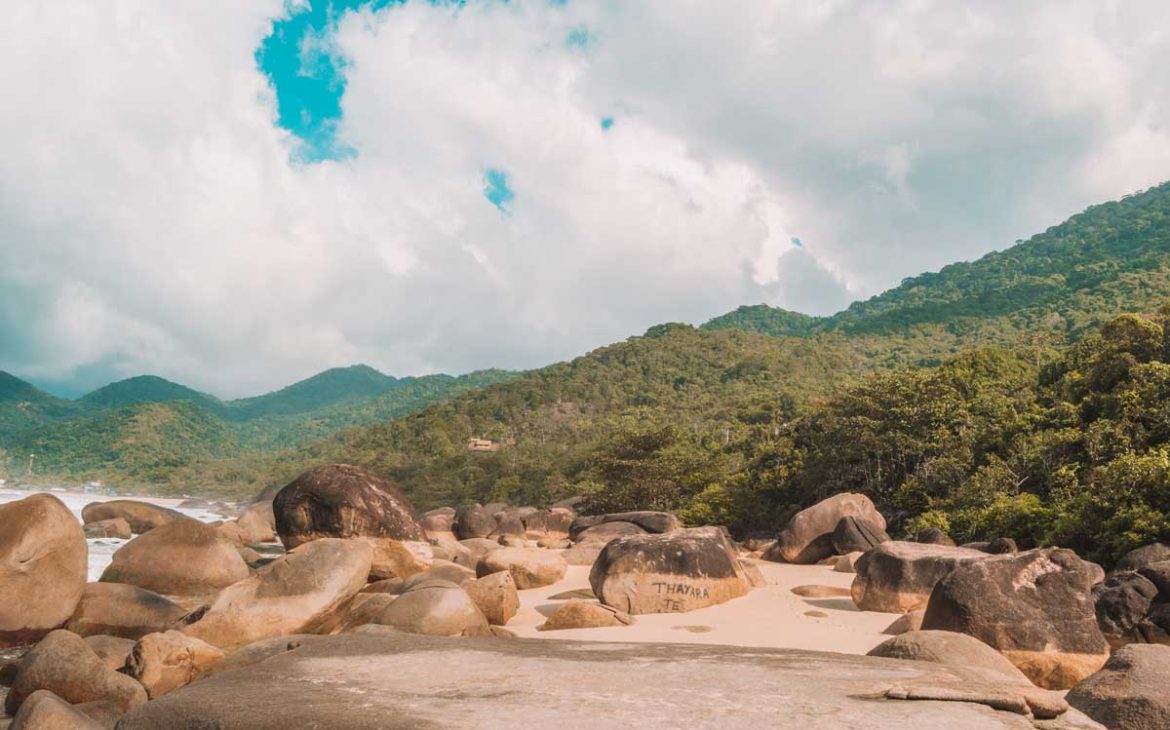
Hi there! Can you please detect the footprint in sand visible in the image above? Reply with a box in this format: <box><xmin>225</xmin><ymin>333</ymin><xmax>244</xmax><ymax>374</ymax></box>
<box><xmin>672</xmin><ymin>625</ymin><xmax>713</xmax><ymax>633</ymax></box>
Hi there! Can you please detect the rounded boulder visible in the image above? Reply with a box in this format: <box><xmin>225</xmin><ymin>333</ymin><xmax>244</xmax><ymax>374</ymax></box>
<box><xmin>477</xmin><ymin>547</ymin><xmax>567</xmax><ymax>590</ymax></box>
<box><xmin>100</xmin><ymin>518</ymin><xmax>250</xmax><ymax>597</ymax></box>
<box><xmin>0</xmin><ymin>494</ymin><xmax>88</xmax><ymax>648</ymax></box>
<box><xmin>274</xmin><ymin>464</ymin><xmax>431</xmax><ymax>580</ymax></box>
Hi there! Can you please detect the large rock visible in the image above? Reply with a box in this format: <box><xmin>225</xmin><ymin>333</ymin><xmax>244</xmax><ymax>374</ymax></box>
<box><xmin>453</xmin><ymin>505</ymin><xmax>497</xmax><ymax>540</ymax></box>
<box><xmin>113</xmin><ymin>631</ymin><xmax>1107</xmax><ymax>729</ymax></box>
<box><xmin>1093</xmin><ymin>572</ymin><xmax>1159</xmax><ymax>649</ymax></box>
<box><xmin>4</xmin><ymin>630</ymin><xmax>146</xmax><ymax>715</ymax></box>
<box><xmin>1136</xmin><ymin>560</ymin><xmax>1170</xmax><ymax>598</ymax></box>
<box><xmin>589</xmin><ymin>527</ymin><xmax>752</xmax><ymax>614</ymax></box>
<box><xmin>7</xmin><ymin>689</ymin><xmax>104</xmax><ymax>730</ymax></box>
<box><xmin>274</xmin><ymin>464</ymin><xmax>431</xmax><ymax>580</ymax></box>
<box><xmin>100</xmin><ymin>518</ymin><xmax>249</xmax><ymax>597</ymax></box>
<box><xmin>463</xmin><ymin>571</ymin><xmax>520</xmax><ymax>626</ymax></box>
<box><xmin>573</xmin><ymin>521</ymin><xmax>647</xmax><ymax>544</ymax></box>
<box><xmin>771</xmin><ymin>493</ymin><xmax>885</xmax><ymax>564</ymax></box>
<box><xmin>916</xmin><ymin>527</ymin><xmax>957</xmax><ymax>547</ymax></box>
<box><xmin>65</xmin><ymin>582</ymin><xmax>188</xmax><ymax>640</ymax></box>
<box><xmin>851</xmin><ymin>541</ymin><xmax>988</xmax><ymax>613</ymax></box>
<box><xmin>1114</xmin><ymin>543</ymin><xmax>1170</xmax><ymax>572</ymax></box>
<box><xmin>868</xmin><ymin>630</ymin><xmax>1034</xmax><ymax>683</ymax></box>
<box><xmin>0</xmin><ymin>494</ymin><xmax>87</xmax><ymax>648</ymax></box>
<box><xmin>831</xmin><ymin>515</ymin><xmax>889</xmax><ymax>555</ymax></box>
<box><xmin>83</xmin><ymin>518</ymin><xmax>131</xmax><ymax>540</ymax></box>
<box><xmin>477</xmin><ymin>548</ymin><xmax>567</xmax><ymax>590</ymax></box>
<box><xmin>568</xmin><ymin>511</ymin><xmax>679</xmax><ymax>541</ymax></box>
<box><xmin>1067</xmin><ymin>644</ymin><xmax>1170</xmax><ymax>730</ymax></box>
<box><xmin>234</xmin><ymin>502</ymin><xmax>276</xmax><ymax>544</ymax></box>
<box><xmin>421</xmin><ymin>508</ymin><xmax>455</xmax><ymax>538</ymax></box>
<box><xmin>181</xmin><ymin>538</ymin><xmax>373</xmax><ymax>652</ymax></box>
<box><xmin>868</xmin><ymin>631</ymin><xmax>1068</xmax><ymax>719</ymax></box>
<box><xmin>561</xmin><ymin>541</ymin><xmax>606</xmax><ymax>566</ymax></box>
<box><xmin>80</xmin><ymin>500</ymin><xmax>183</xmax><ymax>535</ymax></box>
<box><xmin>125</xmin><ymin>630</ymin><xmax>224</xmax><ymax>699</ymax></box>
<box><xmin>921</xmin><ymin>548</ymin><xmax>1109</xmax><ymax>689</ymax></box>
<box><xmin>83</xmin><ymin>635</ymin><xmax>135</xmax><ymax>671</ymax></box>
<box><xmin>369</xmin><ymin>579</ymin><xmax>488</xmax><ymax>636</ymax></box>
<box><xmin>538</xmin><ymin>601</ymin><xmax>634</xmax><ymax>631</ymax></box>
<box><xmin>544</xmin><ymin>508</ymin><xmax>575</xmax><ymax>537</ymax></box>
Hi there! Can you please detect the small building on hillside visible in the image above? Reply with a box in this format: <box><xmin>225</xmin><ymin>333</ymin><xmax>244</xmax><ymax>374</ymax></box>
<box><xmin>467</xmin><ymin>438</ymin><xmax>500</xmax><ymax>453</ymax></box>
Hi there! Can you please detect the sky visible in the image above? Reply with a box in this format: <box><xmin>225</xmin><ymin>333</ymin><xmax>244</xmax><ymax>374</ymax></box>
<box><xmin>3</xmin><ymin>1</ymin><xmax>1170</xmax><ymax>398</ymax></box>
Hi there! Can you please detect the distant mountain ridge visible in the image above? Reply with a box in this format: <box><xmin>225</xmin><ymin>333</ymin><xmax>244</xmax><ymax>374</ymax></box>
<box><xmin>0</xmin><ymin>364</ymin><xmax>518</xmax><ymax>478</ymax></box>
<box><xmin>704</xmin><ymin>181</ymin><xmax>1170</xmax><ymax>345</ymax></box>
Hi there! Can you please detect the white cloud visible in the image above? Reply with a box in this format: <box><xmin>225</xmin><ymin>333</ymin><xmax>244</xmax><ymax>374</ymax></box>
<box><xmin>2</xmin><ymin>0</ymin><xmax>1170</xmax><ymax>396</ymax></box>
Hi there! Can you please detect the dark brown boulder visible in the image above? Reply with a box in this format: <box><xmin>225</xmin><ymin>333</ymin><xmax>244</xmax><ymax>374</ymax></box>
<box><xmin>851</xmin><ymin>541</ymin><xmax>988</xmax><ymax>613</ymax></box>
<box><xmin>589</xmin><ymin>527</ymin><xmax>752</xmax><ymax>614</ymax></box>
<box><xmin>100</xmin><ymin>519</ymin><xmax>249</xmax><ymax>597</ymax></box>
<box><xmin>574</xmin><ymin>521</ymin><xmax>647</xmax><ymax>544</ymax></box>
<box><xmin>453</xmin><ymin>504</ymin><xmax>497</xmax><ymax>540</ymax></box>
<box><xmin>490</xmin><ymin>511</ymin><xmax>526</xmax><ymax>538</ymax></box>
<box><xmin>921</xmin><ymin>547</ymin><xmax>1109</xmax><ymax>689</ymax></box>
<box><xmin>80</xmin><ymin>500</ymin><xmax>183</xmax><ymax>535</ymax></box>
<box><xmin>569</xmin><ymin>512</ymin><xmax>679</xmax><ymax>541</ymax></box>
<box><xmin>66</xmin><ymin>582</ymin><xmax>188</xmax><ymax>640</ymax></box>
<box><xmin>831</xmin><ymin>515</ymin><xmax>889</xmax><ymax>555</ymax></box>
<box><xmin>1067</xmin><ymin>644</ymin><xmax>1170</xmax><ymax>730</ymax></box>
<box><xmin>4</xmin><ymin>630</ymin><xmax>146</xmax><ymax>715</ymax></box>
<box><xmin>1115</xmin><ymin>542</ymin><xmax>1170</xmax><ymax>572</ymax></box>
<box><xmin>1135</xmin><ymin>603</ymin><xmax>1170</xmax><ymax>644</ymax></box>
<box><xmin>915</xmin><ymin>527</ymin><xmax>956</xmax><ymax>547</ymax></box>
<box><xmin>964</xmin><ymin>538</ymin><xmax>1020</xmax><ymax>555</ymax></box>
<box><xmin>274</xmin><ymin>464</ymin><xmax>431</xmax><ymax>580</ymax></box>
<box><xmin>0</xmin><ymin>494</ymin><xmax>88</xmax><ymax>649</ymax></box>
<box><xmin>1136</xmin><ymin>560</ymin><xmax>1170</xmax><ymax>599</ymax></box>
<box><xmin>1094</xmin><ymin>572</ymin><xmax>1160</xmax><ymax>649</ymax></box>
<box><xmin>771</xmin><ymin>494</ymin><xmax>884</xmax><ymax>564</ymax></box>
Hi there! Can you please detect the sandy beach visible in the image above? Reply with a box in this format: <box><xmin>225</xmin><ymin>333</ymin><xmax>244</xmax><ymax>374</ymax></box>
<box><xmin>508</xmin><ymin>560</ymin><xmax>900</xmax><ymax>655</ymax></box>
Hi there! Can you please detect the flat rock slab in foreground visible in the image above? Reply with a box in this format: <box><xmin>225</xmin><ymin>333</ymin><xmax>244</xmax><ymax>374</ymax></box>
<box><xmin>117</xmin><ymin>633</ymin><xmax>1101</xmax><ymax>729</ymax></box>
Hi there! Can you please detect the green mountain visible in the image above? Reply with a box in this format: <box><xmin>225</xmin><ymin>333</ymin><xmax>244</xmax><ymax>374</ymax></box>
<box><xmin>700</xmin><ymin>305</ymin><xmax>821</xmax><ymax>337</ymax></box>
<box><xmin>8</xmin><ymin>401</ymin><xmax>242</xmax><ymax>481</ymax></box>
<box><xmin>0</xmin><ymin>372</ymin><xmax>87</xmax><ymax>432</ymax></box>
<box><xmin>79</xmin><ymin>375</ymin><xmax>223</xmax><ymax>413</ymax></box>
<box><xmin>226</xmin><ymin>365</ymin><xmax>398</xmax><ymax>420</ymax></box>
<box><xmin>705</xmin><ymin>181</ymin><xmax>1170</xmax><ymax>347</ymax></box>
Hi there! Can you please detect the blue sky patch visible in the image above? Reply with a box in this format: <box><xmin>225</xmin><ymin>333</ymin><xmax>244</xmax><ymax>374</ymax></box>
<box><xmin>257</xmin><ymin>0</ymin><xmax>404</xmax><ymax>162</ymax></box>
<box><xmin>483</xmin><ymin>169</ymin><xmax>515</xmax><ymax>213</ymax></box>
<box><xmin>566</xmin><ymin>26</ymin><xmax>590</xmax><ymax>48</ymax></box>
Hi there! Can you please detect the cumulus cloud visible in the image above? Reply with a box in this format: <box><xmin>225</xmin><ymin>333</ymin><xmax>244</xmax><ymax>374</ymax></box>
<box><xmin>2</xmin><ymin>0</ymin><xmax>1169</xmax><ymax>396</ymax></box>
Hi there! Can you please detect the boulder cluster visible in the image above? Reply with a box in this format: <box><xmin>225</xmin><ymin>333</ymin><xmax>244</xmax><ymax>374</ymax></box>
<box><xmin>753</xmin><ymin>492</ymin><xmax>1170</xmax><ymax>728</ymax></box>
<box><xmin>0</xmin><ymin>464</ymin><xmax>765</xmax><ymax>727</ymax></box>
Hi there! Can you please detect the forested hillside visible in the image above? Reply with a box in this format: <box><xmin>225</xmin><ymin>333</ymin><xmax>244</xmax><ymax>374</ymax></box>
<box><xmin>0</xmin><ymin>367</ymin><xmax>515</xmax><ymax>479</ymax></box>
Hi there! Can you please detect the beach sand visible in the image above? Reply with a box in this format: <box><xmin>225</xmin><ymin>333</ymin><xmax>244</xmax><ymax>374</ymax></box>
<box><xmin>508</xmin><ymin>559</ymin><xmax>901</xmax><ymax>655</ymax></box>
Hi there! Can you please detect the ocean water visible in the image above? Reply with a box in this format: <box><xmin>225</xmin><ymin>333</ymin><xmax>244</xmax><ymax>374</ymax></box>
<box><xmin>0</xmin><ymin>489</ymin><xmax>224</xmax><ymax>581</ymax></box>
